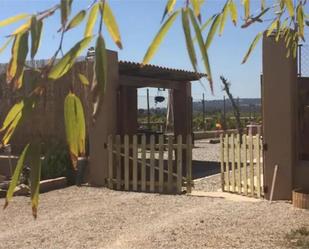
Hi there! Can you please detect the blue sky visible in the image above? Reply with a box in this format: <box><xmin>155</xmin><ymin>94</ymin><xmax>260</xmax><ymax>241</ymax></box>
<box><xmin>0</xmin><ymin>0</ymin><xmax>305</xmax><ymax>101</ymax></box>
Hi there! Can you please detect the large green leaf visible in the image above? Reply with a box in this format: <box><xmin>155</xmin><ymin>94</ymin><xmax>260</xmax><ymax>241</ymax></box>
<box><xmin>191</xmin><ymin>0</ymin><xmax>204</xmax><ymax>22</ymax></box>
<box><xmin>229</xmin><ymin>0</ymin><xmax>238</xmax><ymax>26</ymax></box>
<box><xmin>0</xmin><ymin>101</ymin><xmax>24</xmax><ymax>133</ymax></box>
<box><xmin>143</xmin><ymin>11</ymin><xmax>179</xmax><ymax>65</ymax></box>
<box><xmin>284</xmin><ymin>0</ymin><xmax>294</xmax><ymax>18</ymax></box>
<box><xmin>64</xmin><ymin>93</ymin><xmax>86</xmax><ymax>167</ymax></box>
<box><xmin>84</xmin><ymin>3</ymin><xmax>99</xmax><ymax>37</ymax></box>
<box><xmin>7</xmin><ymin>32</ymin><xmax>29</xmax><ymax>89</ymax></box>
<box><xmin>242</xmin><ymin>32</ymin><xmax>262</xmax><ymax>64</ymax></box>
<box><xmin>10</xmin><ymin>19</ymin><xmax>31</xmax><ymax>36</ymax></box>
<box><xmin>103</xmin><ymin>1</ymin><xmax>122</xmax><ymax>49</ymax></box>
<box><xmin>0</xmin><ymin>13</ymin><xmax>29</xmax><ymax>27</ymax></box>
<box><xmin>65</xmin><ymin>10</ymin><xmax>86</xmax><ymax>32</ymax></box>
<box><xmin>161</xmin><ymin>0</ymin><xmax>177</xmax><ymax>23</ymax></box>
<box><xmin>219</xmin><ymin>1</ymin><xmax>229</xmax><ymax>36</ymax></box>
<box><xmin>30</xmin><ymin>16</ymin><xmax>43</xmax><ymax>59</ymax></box>
<box><xmin>28</xmin><ymin>142</ymin><xmax>42</xmax><ymax>219</ymax></box>
<box><xmin>266</xmin><ymin>18</ymin><xmax>279</xmax><ymax>37</ymax></box>
<box><xmin>189</xmin><ymin>9</ymin><xmax>213</xmax><ymax>92</ymax></box>
<box><xmin>182</xmin><ymin>8</ymin><xmax>197</xmax><ymax>72</ymax></box>
<box><xmin>48</xmin><ymin>36</ymin><xmax>92</xmax><ymax>80</ymax></box>
<box><xmin>92</xmin><ymin>34</ymin><xmax>107</xmax><ymax>118</ymax></box>
<box><xmin>243</xmin><ymin>0</ymin><xmax>250</xmax><ymax>20</ymax></box>
<box><xmin>61</xmin><ymin>0</ymin><xmax>73</xmax><ymax>27</ymax></box>
<box><xmin>205</xmin><ymin>13</ymin><xmax>221</xmax><ymax>50</ymax></box>
<box><xmin>3</xmin><ymin>144</ymin><xmax>30</xmax><ymax>210</ymax></box>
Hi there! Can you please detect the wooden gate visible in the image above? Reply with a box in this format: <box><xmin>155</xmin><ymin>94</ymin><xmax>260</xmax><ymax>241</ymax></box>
<box><xmin>220</xmin><ymin>133</ymin><xmax>264</xmax><ymax>198</ymax></box>
<box><xmin>106</xmin><ymin>134</ymin><xmax>193</xmax><ymax>194</ymax></box>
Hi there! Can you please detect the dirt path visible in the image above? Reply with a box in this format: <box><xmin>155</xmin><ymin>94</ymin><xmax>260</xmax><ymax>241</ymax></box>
<box><xmin>0</xmin><ymin>187</ymin><xmax>308</xmax><ymax>249</ymax></box>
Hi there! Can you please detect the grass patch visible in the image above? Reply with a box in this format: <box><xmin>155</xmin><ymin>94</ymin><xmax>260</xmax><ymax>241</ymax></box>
<box><xmin>286</xmin><ymin>227</ymin><xmax>309</xmax><ymax>249</ymax></box>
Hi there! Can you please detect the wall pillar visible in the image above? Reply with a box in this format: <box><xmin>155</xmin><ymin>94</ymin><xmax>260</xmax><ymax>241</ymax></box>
<box><xmin>262</xmin><ymin>33</ymin><xmax>297</xmax><ymax>200</ymax></box>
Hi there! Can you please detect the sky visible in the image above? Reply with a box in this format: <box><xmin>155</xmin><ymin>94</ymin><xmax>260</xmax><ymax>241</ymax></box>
<box><xmin>0</xmin><ymin>0</ymin><xmax>307</xmax><ymax>102</ymax></box>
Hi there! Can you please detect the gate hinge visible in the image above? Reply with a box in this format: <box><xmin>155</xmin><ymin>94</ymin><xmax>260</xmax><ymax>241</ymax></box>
<box><xmin>263</xmin><ymin>143</ymin><xmax>268</xmax><ymax>151</ymax></box>
<box><xmin>263</xmin><ymin>185</ymin><xmax>268</xmax><ymax>194</ymax></box>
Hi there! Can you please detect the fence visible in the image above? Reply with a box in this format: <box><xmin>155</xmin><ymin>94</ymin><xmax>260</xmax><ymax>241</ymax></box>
<box><xmin>220</xmin><ymin>133</ymin><xmax>264</xmax><ymax>198</ymax></box>
<box><xmin>106</xmin><ymin>134</ymin><xmax>193</xmax><ymax>194</ymax></box>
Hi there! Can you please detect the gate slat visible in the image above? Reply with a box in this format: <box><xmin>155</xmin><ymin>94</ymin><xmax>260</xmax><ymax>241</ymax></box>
<box><xmin>220</xmin><ymin>134</ymin><xmax>225</xmax><ymax>192</ymax></box>
<box><xmin>108</xmin><ymin>135</ymin><xmax>113</xmax><ymax>189</ymax></box>
<box><xmin>124</xmin><ymin>135</ymin><xmax>129</xmax><ymax>191</ymax></box>
<box><xmin>158</xmin><ymin>135</ymin><xmax>164</xmax><ymax>193</ymax></box>
<box><xmin>225</xmin><ymin>134</ymin><xmax>230</xmax><ymax>192</ymax></box>
<box><xmin>116</xmin><ymin>135</ymin><xmax>121</xmax><ymax>190</ymax></box>
<box><xmin>243</xmin><ymin>134</ymin><xmax>248</xmax><ymax>195</ymax></box>
<box><xmin>249</xmin><ymin>133</ymin><xmax>254</xmax><ymax>196</ymax></box>
<box><xmin>150</xmin><ymin>135</ymin><xmax>155</xmax><ymax>192</ymax></box>
<box><xmin>177</xmin><ymin>135</ymin><xmax>182</xmax><ymax>194</ymax></box>
<box><xmin>167</xmin><ymin>136</ymin><xmax>173</xmax><ymax>193</ymax></box>
<box><xmin>237</xmin><ymin>134</ymin><xmax>241</xmax><ymax>194</ymax></box>
<box><xmin>256</xmin><ymin>133</ymin><xmax>261</xmax><ymax>198</ymax></box>
<box><xmin>132</xmin><ymin>135</ymin><xmax>138</xmax><ymax>191</ymax></box>
<box><xmin>186</xmin><ymin>135</ymin><xmax>192</xmax><ymax>194</ymax></box>
<box><xmin>231</xmin><ymin>133</ymin><xmax>236</xmax><ymax>192</ymax></box>
<box><xmin>141</xmin><ymin>135</ymin><xmax>146</xmax><ymax>191</ymax></box>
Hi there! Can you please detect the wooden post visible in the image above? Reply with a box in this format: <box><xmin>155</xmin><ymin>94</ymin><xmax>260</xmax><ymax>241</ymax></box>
<box><xmin>141</xmin><ymin>134</ymin><xmax>146</xmax><ymax>191</ymax></box>
<box><xmin>132</xmin><ymin>135</ymin><xmax>138</xmax><ymax>191</ymax></box>
<box><xmin>124</xmin><ymin>135</ymin><xmax>129</xmax><ymax>191</ymax></box>
<box><xmin>256</xmin><ymin>134</ymin><xmax>261</xmax><ymax>198</ymax></box>
<box><xmin>177</xmin><ymin>135</ymin><xmax>183</xmax><ymax>194</ymax></box>
<box><xmin>231</xmin><ymin>133</ymin><xmax>236</xmax><ymax>192</ymax></box>
<box><xmin>243</xmin><ymin>134</ymin><xmax>248</xmax><ymax>195</ymax></box>
<box><xmin>186</xmin><ymin>134</ymin><xmax>192</xmax><ymax>194</ymax></box>
<box><xmin>150</xmin><ymin>135</ymin><xmax>155</xmax><ymax>192</ymax></box>
<box><xmin>108</xmin><ymin>135</ymin><xmax>113</xmax><ymax>189</ymax></box>
<box><xmin>116</xmin><ymin>135</ymin><xmax>121</xmax><ymax>190</ymax></box>
<box><xmin>237</xmin><ymin>133</ymin><xmax>241</xmax><ymax>194</ymax></box>
<box><xmin>249</xmin><ymin>133</ymin><xmax>254</xmax><ymax>196</ymax></box>
<box><xmin>225</xmin><ymin>134</ymin><xmax>230</xmax><ymax>192</ymax></box>
<box><xmin>220</xmin><ymin>134</ymin><xmax>225</xmax><ymax>191</ymax></box>
<box><xmin>158</xmin><ymin>135</ymin><xmax>164</xmax><ymax>193</ymax></box>
<box><xmin>168</xmin><ymin>136</ymin><xmax>173</xmax><ymax>193</ymax></box>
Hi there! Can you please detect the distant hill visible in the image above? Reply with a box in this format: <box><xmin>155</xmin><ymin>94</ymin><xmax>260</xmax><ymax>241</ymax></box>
<box><xmin>192</xmin><ymin>98</ymin><xmax>261</xmax><ymax>113</ymax></box>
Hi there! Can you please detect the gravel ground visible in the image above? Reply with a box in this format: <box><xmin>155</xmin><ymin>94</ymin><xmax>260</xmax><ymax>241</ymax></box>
<box><xmin>1</xmin><ymin>187</ymin><xmax>308</xmax><ymax>249</ymax></box>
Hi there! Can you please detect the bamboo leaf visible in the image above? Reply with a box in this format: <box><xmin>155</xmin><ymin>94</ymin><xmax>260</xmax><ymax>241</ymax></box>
<box><xmin>261</xmin><ymin>0</ymin><xmax>266</xmax><ymax>11</ymax></box>
<box><xmin>297</xmin><ymin>4</ymin><xmax>304</xmax><ymax>41</ymax></box>
<box><xmin>0</xmin><ymin>13</ymin><xmax>29</xmax><ymax>27</ymax></box>
<box><xmin>78</xmin><ymin>73</ymin><xmax>89</xmax><ymax>86</ymax></box>
<box><xmin>65</xmin><ymin>10</ymin><xmax>86</xmax><ymax>32</ymax></box>
<box><xmin>0</xmin><ymin>101</ymin><xmax>24</xmax><ymax>133</ymax></box>
<box><xmin>205</xmin><ymin>13</ymin><xmax>221</xmax><ymax>50</ymax></box>
<box><xmin>64</xmin><ymin>93</ymin><xmax>86</xmax><ymax>168</ymax></box>
<box><xmin>10</xmin><ymin>19</ymin><xmax>31</xmax><ymax>36</ymax></box>
<box><xmin>3</xmin><ymin>144</ymin><xmax>30</xmax><ymax>210</ymax></box>
<box><xmin>229</xmin><ymin>0</ymin><xmax>237</xmax><ymax>26</ymax></box>
<box><xmin>7</xmin><ymin>32</ymin><xmax>29</xmax><ymax>89</ymax></box>
<box><xmin>143</xmin><ymin>11</ymin><xmax>179</xmax><ymax>65</ymax></box>
<box><xmin>0</xmin><ymin>37</ymin><xmax>14</xmax><ymax>54</ymax></box>
<box><xmin>284</xmin><ymin>0</ymin><xmax>294</xmax><ymax>18</ymax></box>
<box><xmin>189</xmin><ymin>9</ymin><xmax>213</xmax><ymax>92</ymax></box>
<box><xmin>182</xmin><ymin>8</ymin><xmax>197</xmax><ymax>72</ymax></box>
<box><xmin>199</xmin><ymin>14</ymin><xmax>216</xmax><ymax>34</ymax></box>
<box><xmin>103</xmin><ymin>1</ymin><xmax>122</xmax><ymax>49</ymax></box>
<box><xmin>191</xmin><ymin>0</ymin><xmax>204</xmax><ymax>22</ymax></box>
<box><xmin>243</xmin><ymin>0</ymin><xmax>250</xmax><ymax>20</ymax></box>
<box><xmin>28</xmin><ymin>142</ymin><xmax>41</xmax><ymax>219</ymax></box>
<box><xmin>242</xmin><ymin>32</ymin><xmax>262</xmax><ymax>64</ymax></box>
<box><xmin>92</xmin><ymin>34</ymin><xmax>107</xmax><ymax>118</ymax></box>
<box><xmin>266</xmin><ymin>19</ymin><xmax>279</xmax><ymax>37</ymax></box>
<box><xmin>48</xmin><ymin>36</ymin><xmax>92</xmax><ymax>80</ymax></box>
<box><xmin>161</xmin><ymin>0</ymin><xmax>177</xmax><ymax>23</ymax></box>
<box><xmin>30</xmin><ymin>16</ymin><xmax>43</xmax><ymax>59</ymax></box>
<box><xmin>84</xmin><ymin>3</ymin><xmax>99</xmax><ymax>37</ymax></box>
<box><xmin>219</xmin><ymin>1</ymin><xmax>229</xmax><ymax>36</ymax></box>
<box><xmin>61</xmin><ymin>0</ymin><xmax>73</xmax><ymax>26</ymax></box>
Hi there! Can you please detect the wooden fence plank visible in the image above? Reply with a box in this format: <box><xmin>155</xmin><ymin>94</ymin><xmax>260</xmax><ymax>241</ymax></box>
<box><xmin>243</xmin><ymin>134</ymin><xmax>248</xmax><ymax>195</ymax></box>
<box><xmin>256</xmin><ymin>133</ymin><xmax>261</xmax><ymax>198</ymax></box>
<box><xmin>158</xmin><ymin>135</ymin><xmax>164</xmax><ymax>193</ymax></box>
<box><xmin>231</xmin><ymin>133</ymin><xmax>236</xmax><ymax>192</ymax></box>
<box><xmin>220</xmin><ymin>134</ymin><xmax>225</xmax><ymax>192</ymax></box>
<box><xmin>124</xmin><ymin>135</ymin><xmax>129</xmax><ymax>191</ymax></box>
<box><xmin>237</xmin><ymin>133</ymin><xmax>241</xmax><ymax>194</ymax></box>
<box><xmin>168</xmin><ymin>136</ymin><xmax>173</xmax><ymax>193</ymax></box>
<box><xmin>186</xmin><ymin>135</ymin><xmax>192</xmax><ymax>194</ymax></box>
<box><xmin>141</xmin><ymin>135</ymin><xmax>146</xmax><ymax>192</ymax></box>
<box><xmin>150</xmin><ymin>135</ymin><xmax>155</xmax><ymax>192</ymax></box>
<box><xmin>177</xmin><ymin>135</ymin><xmax>183</xmax><ymax>194</ymax></box>
<box><xmin>132</xmin><ymin>135</ymin><xmax>138</xmax><ymax>191</ymax></box>
<box><xmin>225</xmin><ymin>134</ymin><xmax>230</xmax><ymax>192</ymax></box>
<box><xmin>249</xmin><ymin>133</ymin><xmax>254</xmax><ymax>196</ymax></box>
<box><xmin>116</xmin><ymin>135</ymin><xmax>121</xmax><ymax>190</ymax></box>
<box><xmin>108</xmin><ymin>135</ymin><xmax>113</xmax><ymax>189</ymax></box>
